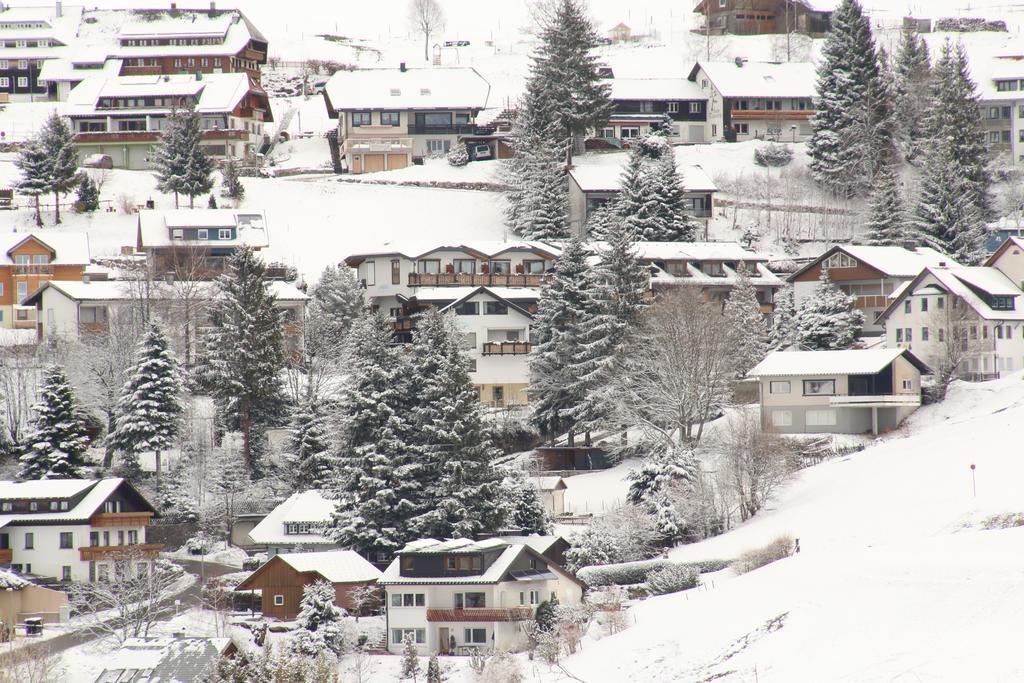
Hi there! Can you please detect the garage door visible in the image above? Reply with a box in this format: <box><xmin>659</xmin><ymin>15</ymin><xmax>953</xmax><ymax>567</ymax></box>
<box><xmin>362</xmin><ymin>154</ymin><xmax>386</xmax><ymax>173</ymax></box>
<box><xmin>688</xmin><ymin>125</ymin><xmax>705</xmax><ymax>143</ymax></box>
<box><xmin>387</xmin><ymin>153</ymin><xmax>409</xmax><ymax>170</ymax></box>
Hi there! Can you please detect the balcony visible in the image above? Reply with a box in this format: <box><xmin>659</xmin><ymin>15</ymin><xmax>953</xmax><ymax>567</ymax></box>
<box><xmin>79</xmin><ymin>543</ymin><xmax>163</xmax><ymax>561</ymax></box>
<box><xmin>79</xmin><ymin>322</ymin><xmax>110</xmax><ymax>336</ymax></box>
<box><xmin>409</xmin><ymin>272</ymin><xmax>544</xmax><ymax>287</ymax></box>
<box><xmin>730</xmin><ymin>109</ymin><xmax>814</xmax><ymax>121</ymax></box>
<box><xmin>74</xmin><ymin>129</ymin><xmax>249</xmax><ymax>144</ymax></box>
<box><xmin>89</xmin><ymin>511</ymin><xmax>154</xmax><ymax>528</ymax></box>
<box><xmin>13</xmin><ymin>264</ymin><xmax>53</xmax><ymax>275</ymax></box>
<box><xmin>426</xmin><ymin>607</ymin><xmax>533</xmax><ymax>623</ymax></box>
<box><xmin>854</xmin><ymin>295</ymin><xmax>890</xmax><ymax>310</ymax></box>
<box><xmin>829</xmin><ymin>394</ymin><xmax>921</xmax><ymax>408</ymax></box>
<box><xmin>408</xmin><ymin>124</ymin><xmax>477</xmax><ymax>135</ymax></box>
<box><xmin>393</xmin><ymin>318</ymin><xmax>415</xmax><ymax>332</ymax></box>
<box><xmin>482</xmin><ymin>341</ymin><xmax>531</xmax><ymax>356</ymax></box>
<box><xmin>0</xmin><ymin>548</ymin><xmax>11</xmax><ymax>563</ymax></box>
<box><xmin>344</xmin><ymin>137</ymin><xmax>414</xmax><ymax>154</ymax></box>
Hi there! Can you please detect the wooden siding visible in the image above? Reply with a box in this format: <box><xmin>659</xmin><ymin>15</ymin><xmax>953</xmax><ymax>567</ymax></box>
<box><xmin>0</xmin><ymin>237</ymin><xmax>86</xmax><ymax>307</ymax></box>
<box><xmin>791</xmin><ymin>260</ymin><xmax>890</xmax><ymax>284</ymax></box>
<box><xmin>237</xmin><ymin>555</ymin><xmax>376</xmax><ymax>620</ymax></box>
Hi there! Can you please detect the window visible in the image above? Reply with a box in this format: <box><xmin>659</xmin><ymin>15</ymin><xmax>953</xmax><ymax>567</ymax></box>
<box><xmin>351</xmin><ymin>112</ymin><xmax>372</xmax><ymax>126</ymax></box>
<box><xmin>806</xmin><ymin>409</ymin><xmax>838</xmax><ymax>427</ymax></box>
<box><xmin>824</xmin><ymin>252</ymin><xmax>858</xmax><ymax>269</ymax></box>
<box><xmin>218</xmin><ymin>229</ymin><xmax>232</xmax><ymax>240</ymax></box>
<box><xmin>17</xmin><ymin>77</ymin><xmax>27</xmax><ymax>88</ymax></box>
<box><xmin>464</xmin><ymin>628</ymin><xmax>487</xmax><ymax>644</ymax></box>
<box><xmin>128</xmin><ymin>530</ymin><xmax>138</xmax><ymax>545</ymax></box>
<box><xmin>529</xmin><ymin>590</ymin><xmax>540</xmax><ymax>604</ymax></box>
<box><xmin>488</xmin><ymin>260</ymin><xmax>510</xmax><ymax>275</ymax></box>
<box><xmin>454</xmin><ymin>592</ymin><xmax>486</xmax><ymax>608</ymax></box>
<box><xmin>937</xmin><ymin>297</ymin><xmax>944</xmax><ymax>310</ymax></box>
<box><xmin>938</xmin><ymin>328</ymin><xmax>945</xmax><ymax>342</ymax></box>
<box><xmin>803</xmin><ymin>379</ymin><xmax>835</xmax><ymax>396</ymax></box>
<box><xmin>417</xmin><ymin>260</ymin><xmax>440</xmax><ymax>274</ymax></box>
<box><xmin>427</xmin><ymin>139</ymin><xmax>451</xmax><ymax>153</ymax></box>
<box><xmin>391</xmin><ymin>592</ymin><xmax>426</xmax><ymax>607</ymax></box>
<box><xmin>922</xmin><ymin>327</ymin><xmax>929</xmax><ymax>341</ymax></box>
<box><xmin>989</xmin><ymin>131</ymin><xmax>1002</xmax><ymax>144</ymax></box>
<box><xmin>620</xmin><ymin>126</ymin><xmax>640</xmax><ymax>139</ymax></box>
<box><xmin>598</xmin><ymin>127</ymin><xmax>615</xmax><ymax>139</ymax></box>
<box><xmin>273</xmin><ymin>595</ymin><xmax>284</xmax><ymax>606</ymax></box>
<box><xmin>719</xmin><ymin>0</ymin><xmax>726</xmax><ymax>7</ymax></box>
<box><xmin>484</xmin><ymin>301</ymin><xmax>508</xmax><ymax>315</ymax></box>
<box><xmin>902</xmin><ymin>379</ymin><xmax>913</xmax><ymax>391</ymax></box>
<box><xmin>454</xmin><ymin>259</ymin><xmax>476</xmax><ymax>274</ymax></box>
<box><xmin>667</xmin><ymin>102</ymin><xmax>680</xmax><ymax>113</ymax></box>
<box><xmin>118</xmin><ymin>531</ymin><xmax>125</xmax><ymax>545</ymax></box>
<box><xmin>50</xmin><ymin>501</ymin><xmax>58</xmax><ymax>511</ymax></box>
<box><xmin>0</xmin><ymin>503</ymin><xmax>9</xmax><ymax>512</ymax></box>
<box><xmin>733</xmin><ymin>123</ymin><xmax>749</xmax><ymax>134</ymax></box>
<box><xmin>391</xmin><ymin>628</ymin><xmax>426</xmax><ymax>644</ymax></box>
<box><xmin>89</xmin><ymin>532</ymin><xmax>99</xmax><ymax>547</ymax></box>
<box><xmin>381</xmin><ymin>112</ymin><xmax>401</xmax><ymax>126</ymax></box>
<box><xmin>172</xmin><ymin>228</ymin><xmax>184</xmax><ymax>240</ymax></box>
<box><xmin>59</xmin><ymin>532</ymin><xmax>73</xmax><ymax>549</ymax></box>
<box><xmin>991</xmin><ymin>295</ymin><xmax>1015</xmax><ymax>310</ymax></box>
<box><xmin>29</xmin><ymin>501</ymin><xmax>37</xmax><ymax>512</ymax></box>
<box><xmin>24</xmin><ymin>532</ymin><xmax>33</xmax><ymax>549</ymax></box>
<box><xmin>62</xmin><ymin>566</ymin><xmax>72</xmax><ymax>581</ymax></box>
<box><xmin>905</xmin><ymin>328</ymin><xmax>913</xmax><ymax>342</ymax></box>
<box><xmin>462</xmin><ymin>332</ymin><xmax>477</xmax><ymax>350</ymax></box>
<box><xmin>16</xmin><ymin>282</ymin><xmax>27</xmax><ymax>299</ymax></box>
<box><xmin>690</xmin><ymin>102</ymin><xmax>703</xmax><ymax>114</ymax></box>
<box><xmin>80</xmin><ymin>306</ymin><xmax>108</xmax><ymax>324</ymax></box>
<box><xmin>455</xmin><ymin>301</ymin><xmax>479</xmax><ymax>315</ymax></box>
<box><xmin>197</xmin><ymin>229</ymin><xmax>208</xmax><ymax>239</ymax></box>
<box><xmin>391</xmin><ymin>259</ymin><xmax>401</xmax><ymax>284</ymax></box>
<box><xmin>904</xmin><ymin>300</ymin><xmax>911</xmax><ymax>314</ymax></box>
<box><xmin>523</xmin><ymin>260</ymin><xmax>545</xmax><ymax>274</ymax></box>
<box><xmin>492</xmin><ymin>386</ymin><xmax>505</xmax><ymax>404</ymax></box>
<box><xmin>0</xmin><ymin>77</ymin><xmax>8</xmax><ymax>88</ymax></box>
<box><xmin>769</xmin><ymin>381</ymin><xmax>791</xmax><ymax>394</ymax></box>
<box><xmin>771</xmin><ymin>410</ymin><xmax>792</xmax><ymax>427</ymax></box>
<box><xmin>921</xmin><ymin>298</ymin><xmax>928</xmax><ymax>312</ymax></box>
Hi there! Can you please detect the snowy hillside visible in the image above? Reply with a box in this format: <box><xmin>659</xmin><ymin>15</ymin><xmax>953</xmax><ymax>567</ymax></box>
<box><xmin>559</xmin><ymin>375</ymin><xmax>1024</xmax><ymax>682</ymax></box>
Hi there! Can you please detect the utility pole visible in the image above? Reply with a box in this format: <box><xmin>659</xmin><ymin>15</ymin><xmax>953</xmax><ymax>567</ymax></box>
<box><xmin>785</xmin><ymin>0</ymin><xmax>792</xmax><ymax>62</ymax></box>
<box><xmin>705</xmin><ymin>1</ymin><xmax>711</xmax><ymax>62</ymax></box>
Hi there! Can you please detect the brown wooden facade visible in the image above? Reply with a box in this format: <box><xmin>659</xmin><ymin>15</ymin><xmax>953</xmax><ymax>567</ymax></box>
<box><xmin>694</xmin><ymin>0</ymin><xmax>833</xmax><ymax>36</ymax></box>
<box><xmin>236</xmin><ymin>555</ymin><xmax>378</xmax><ymax>620</ymax></box>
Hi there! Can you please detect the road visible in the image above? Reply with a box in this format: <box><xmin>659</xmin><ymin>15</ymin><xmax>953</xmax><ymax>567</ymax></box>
<box><xmin>0</xmin><ymin>558</ymin><xmax>239</xmax><ymax>661</ymax></box>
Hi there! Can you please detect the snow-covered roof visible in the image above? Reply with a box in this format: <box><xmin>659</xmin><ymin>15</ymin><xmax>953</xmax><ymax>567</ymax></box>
<box><xmin>118</xmin><ymin>13</ymin><xmax>235</xmax><ymax>39</ymax></box>
<box><xmin>0</xmin><ymin>479</ymin><xmax>151</xmax><ymax>527</ymax></box>
<box><xmin>38</xmin><ymin>57</ymin><xmax>123</xmax><ymax>84</ymax></box>
<box><xmin>97</xmin><ymin>636</ymin><xmax>232</xmax><ymax>683</ymax></box>
<box><xmin>627</xmin><ymin>241</ymin><xmax>765</xmax><ymax>262</ymax></box>
<box><xmin>0</xmin><ymin>479</ymin><xmax>95</xmax><ymax>500</ymax></box>
<box><xmin>789</xmin><ymin>245</ymin><xmax>958</xmax><ymax>281</ymax></box>
<box><xmin>275</xmin><ymin>550</ymin><xmax>382</xmax><ymax>583</ymax></box>
<box><xmin>399</xmin><ymin>537</ymin><xmax>509</xmax><ymax>554</ymax></box>
<box><xmin>690</xmin><ymin>61</ymin><xmax>818</xmax><ymax>99</ymax></box>
<box><xmin>266</xmin><ymin>281</ymin><xmax>310</xmax><ymax>302</ymax></box>
<box><xmin>0</xmin><ymin>232</ymin><xmax>90</xmax><ymax>265</ymax></box>
<box><xmin>882</xmin><ymin>266</ymin><xmax>1024</xmax><ymax>323</ymax></box>
<box><xmin>65</xmin><ymin>72</ymin><xmax>255</xmax><ymax>117</ymax></box>
<box><xmin>0</xmin><ymin>569</ymin><xmax>30</xmax><ymax>591</ymax></box>
<box><xmin>344</xmin><ymin>241</ymin><xmax>559</xmax><ymax>266</ymax></box>
<box><xmin>568</xmin><ymin>163</ymin><xmax>718</xmax><ymax>193</ymax></box>
<box><xmin>607</xmin><ymin>78</ymin><xmax>705</xmax><ymax>101</ymax></box>
<box><xmin>323</xmin><ymin>67</ymin><xmax>491</xmax><ymax>111</ymax></box>
<box><xmin>247</xmin><ymin>491</ymin><xmax>336</xmax><ymax>546</ymax></box>
<box><xmin>26</xmin><ymin>279</ymin><xmax>306</xmax><ymax>306</ymax></box>
<box><xmin>747</xmin><ymin>349</ymin><xmax>925</xmax><ymax>378</ymax></box>
<box><xmin>137</xmin><ymin>209</ymin><xmax>269</xmax><ymax>249</ymax></box>
<box><xmin>411</xmin><ymin>286</ymin><xmax>540</xmax><ymax>302</ymax></box>
<box><xmin>495</xmin><ymin>534</ymin><xmax>564</xmax><ymax>553</ymax></box>
<box><xmin>528</xmin><ymin>477</ymin><xmax>566</xmax><ymax>491</ymax></box>
<box><xmin>380</xmin><ymin>545</ymin><xmax>522</xmax><ymax>586</ymax></box>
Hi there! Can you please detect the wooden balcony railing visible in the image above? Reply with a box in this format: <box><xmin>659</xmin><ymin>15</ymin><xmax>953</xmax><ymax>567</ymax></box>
<box><xmin>0</xmin><ymin>548</ymin><xmax>12</xmax><ymax>563</ymax></box>
<box><xmin>79</xmin><ymin>322</ymin><xmax>110</xmax><ymax>336</ymax></box>
<box><xmin>426</xmin><ymin>607</ymin><xmax>533</xmax><ymax>623</ymax></box>
<box><xmin>409</xmin><ymin>273</ymin><xmax>544</xmax><ymax>287</ymax></box>
<box><xmin>79</xmin><ymin>543</ymin><xmax>162</xmax><ymax>561</ymax></box>
<box><xmin>13</xmin><ymin>264</ymin><xmax>53</xmax><ymax>275</ymax></box>
<box><xmin>482</xmin><ymin>341</ymin><xmax>531</xmax><ymax>356</ymax></box>
<box><xmin>89</xmin><ymin>512</ymin><xmax>154</xmax><ymax>528</ymax></box>
<box><xmin>729</xmin><ymin>109</ymin><xmax>815</xmax><ymax>121</ymax></box>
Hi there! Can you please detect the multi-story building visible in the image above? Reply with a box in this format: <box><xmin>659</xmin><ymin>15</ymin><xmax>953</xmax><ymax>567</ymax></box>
<box><xmin>0</xmin><ymin>2</ymin><xmax>82</xmax><ymax>102</ymax></box>
<box><xmin>687</xmin><ymin>60</ymin><xmax>817</xmax><ymax>142</ymax></box>
<box><xmin>0</xmin><ymin>478</ymin><xmax>160</xmax><ymax>583</ymax></box>
<box><xmin>380</xmin><ymin>538</ymin><xmax>583</xmax><ymax>656</ymax></box>
<box><xmin>693</xmin><ymin>0</ymin><xmax>834</xmax><ymax>36</ymax></box>
<box><xmin>979</xmin><ymin>58</ymin><xmax>1024</xmax><ymax>166</ymax></box>
<box><xmin>322</xmin><ymin>65</ymin><xmax>491</xmax><ymax>173</ymax></box>
<box><xmin>0</xmin><ymin>231</ymin><xmax>89</xmax><ymax>331</ymax></box>
<box><xmin>596</xmin><ymin>77</ymin><xmax>709</xmax><ymax>145</ymax></box>
<box><xmin>64</xmin><ymin>72</ymin><xmax>272</xmax><ymax>169</ymax></box>
<box><xmin>345</xmin><ymin>241</ymin><xmax>560</xmax><ymax>406</ymax></box>
<box><xmin>789</xmin><ymin>245</ymin><xmax>957</xmax><ymax>336</ymax></box>
<box><xmin>245</xmin><ymin>490</ymin><xmax>340</xmax><ymax>558</ymax></box>
<box><xmin>136</xmin><ymin>209</ymin><xmax>270</xmax><ymax>277</ymax></box>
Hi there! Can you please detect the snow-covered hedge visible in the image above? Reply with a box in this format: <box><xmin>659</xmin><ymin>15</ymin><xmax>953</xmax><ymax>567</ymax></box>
<box><xmin>754</xmin><ymin>143</ymin><xmax>795</xmax><ymax>168</ymax></box>
<box><xmin>645</xmin><ymin>563</ymin><xmax>700</xmax><ymax>595</ymax></box>
<box><xmin>733</xmin><ymin>535</ymin><xmax>795</xmax><ymax>574</ymax></box>
<box><xmin>578</xmin><ymin>558</ymin><xmax>729</xmax><ymax>587</ymax></box>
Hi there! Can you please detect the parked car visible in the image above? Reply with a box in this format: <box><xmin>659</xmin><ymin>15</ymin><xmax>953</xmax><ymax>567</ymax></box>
<box><xmin>443</xmin><ymin>40</ymin><xmax>471</xmax><ymax>47</ymax></box>
<box><xmin>83</xmin><ymin>154</ymin><xmax>113</xmax><ymax>169</ymax></box>
<box><xmin>472</xmin><ymin>144</ymin><xmax>493</xmax><ymax>160</ymax></box>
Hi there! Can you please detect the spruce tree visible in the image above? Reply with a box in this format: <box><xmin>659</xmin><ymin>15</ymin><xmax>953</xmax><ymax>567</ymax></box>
<box><xmin>401</xmin><ymin>634</ymin><xmax>421</xmax><ymax>680</ymax></box>
<box><xmin>501</xmin><ymin>470</ymin><xmax>551</xmax><ymax>534</ymax></box>
<box><xmin>40</xmin><ymin>112</ymin><xmax>78</xmax><ymax>224</ymax></box>
<box><xmin>207</xmin><ymin>194</ymin><xmax>217</xmax><ymax>209</ymax></box>
<box><xmin>865</xmin><ymin>160</ymin><xmax>910</xmax><ymax>246</ymax></box>
<box><xmin>310</xmin><ymin>265</ymin><xmax>364</xmax><ymax>333</ymax></box>
<box><xmin>617</xmin><ymin>136</ymin><xmax>698</xmax><ymax>242</ymax></box>
<box><xmin>158</xmin><ymin>449</ymin><xmax>197</xmax><ymax>523</ymax></box>
<box><xmin>625</xmin><ymin>445</ymin><xmax>699</xmax><ymax>506</ymax></box>
<box><xmin>913</xmin><ymin>144</ymin><xmax>986</xmax><ymax>265</ymax></box>
<box><xmin>19</xmin><ymin>366</ymin><xmax>90</xmax><ymax>480</ymax></box>
<box><xmin>596</xmin><ymin>216</ymin><xmax>649</xmax><ymax>327</ymax></box>
<box><xmin>894</xmin><ymin>29</ymin><xmax>932</xmax><ymax>162</ymax></box>
<box><xmin>76</xmin><ymin>173</ymin><xmax>100</xmax><ymax>212</ymax></box>
<box><xmin>793</xmin><ymin>270</ymin><xmax>865</xmax><ymax>350</ymax></box>
<box><xmin>770</xmin><ymin>284</ymin><xmax>799</xmax><ymax>350</ymax></box>
<box><xmin>179</xmin><ymin>110</ymin><xmax>215</xmax><ymax>208</ymax></box>
<box><xmin>426</xmin><ymin>655</ymin><xmax>441</xmax><ymax>683</ymax></box>
<box><xmin>15</xmin><ymin>137</ymin><xmax>50</xmax><ymax>227</ymax></box>
<box><xmin>289</xmin><ymin>397</ymin><xmax>334</xmax><ymax>492</ymax></box>
<box><xmin>722</xmin><ymin>271</ymin><xmax>769</xmax><ymax>375</ymax></box>
<box><xmin>110</xmin><ymin>325</ymin><xmax>183</xmax><ymax>480</ymax></box>
<box><xmin>153</xmin><ymin>110</ymin><xmax>188</xmax><ymax>208</ymax></box>
<box><xmin>220</xmin><ymin>159</ymin><xmax>245</xmax><ymax>201</ymax></box>
<box><xmin>296</xmin><ymin>580</ymin><xmax>344</xmax><ymax>632</ymax></box>
<box><xmin>202</xmin><ymin>247</ymin><xmax>285</xmax><ymax>475</ymax></box>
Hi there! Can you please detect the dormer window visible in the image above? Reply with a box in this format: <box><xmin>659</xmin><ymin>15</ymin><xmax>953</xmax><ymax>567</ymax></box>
<box><xmin>1</xmin><ymin>502</ymin><xmax>11</xmax><ymax>512</ymax></box>
<box><xmin>823</xmin><ymin>252</ymin><xmax>857</xmax><ymax>269</ymax></box>
<box><xmin>172</xmin><ymin>229</ymin><xmax>184</xmax><ymax>240</ymax></box>
<box><xmin>991</xmin><ymin>295</ymin><xmax>1015</xmax><ymax>311</ymax></box>
<box><xmin>401</xmin><ymin>556</ymin><xmax>414</xmax><ymax>572</ymax></box>
<box><xmin>445</xmin><ymin>555</ymin><xmax>482</xmax><ymax>571</ymax></box>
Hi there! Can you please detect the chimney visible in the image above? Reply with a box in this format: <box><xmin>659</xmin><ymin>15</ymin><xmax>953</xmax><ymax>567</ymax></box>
<box><xmin>55</xmin><ymin>1</ymin><xmax>62</xmax><ymax>17</ymax></box>
<box><xmin>170</xmin><ymin>2</ymin><xmax>177</xmax><ymax>9</ymax></box>
<box><xmin>210</xmin><ymin>1</ymin><xmax>216</xmax><ymax>10</ymax></box>
<box><xmin>195</xmin><ymin>71</ymin><xmax>202</xmax><ymax>81</ymax></box>
<box><xmin>400</xmin><ymin>62</ymin><xmax>407</xmax><ymax>73</ymax></box>
<box><xmin>82</xmin><ymin>273</ymin><xmax>90</xmax><ymax>284</ymax></box>
<box><xmin>938</xmin><ymin>261</ymin><xmax>947</xmax><ymax>268</ymax></box>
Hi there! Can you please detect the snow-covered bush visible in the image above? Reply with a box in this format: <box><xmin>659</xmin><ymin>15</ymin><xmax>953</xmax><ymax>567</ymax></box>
<box><xmin>478</xmin><ymin>650</ymin><xmax>524</xmax><ymax>683</ymax></box>
<box><xmin>644</xmin><ymin>563</ymin><xmax>699</xmax><ymax>595</ymax></box>
<box><xmin>733</xmin><ymin>535</ymin><xmax>795</xmax><ymax>574</ymax></box>
<box><xmin>754</xmin><ymin>143</ymin><xmax>795</xmax><ymax>168</ymax></box>
<box><xmin>447</xmin><ymin>143</ymin><xmax>469</xmax><ymax>167</ymax></box>
<box><xmin>577</xmin><ymin>558</ymin><xmax>673</xmax><ymax>587</ymax></box>
<box><xmin>564</xmin><ymin>505</ymin><xmax>662</xmax><ymax>572</ymax></box>
<box><xmin>290</xmin><ymin>580</ymin><xmax>355</xmax><ymax>656</ymax></box>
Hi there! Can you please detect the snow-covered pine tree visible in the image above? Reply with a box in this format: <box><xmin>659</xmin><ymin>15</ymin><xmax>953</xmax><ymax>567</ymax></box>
<box><xmin>793</xmin><ymin>270</ymin><xmax>865</xmax><ymax>350</ymax></box>
<box><xmin>808</xmin><ymin>0</ymin><xmax>883</xmax><ymax>197</ymax></box>
<box><xmin>157</xmin><ymin>449</ymin><xmax>197</xmax><ymax>523</ymax></box>
<box><xmin>296</xmin><ymin>580</ymin><xmax>345</xmax><ymax>632</ymax></box>
<box><xmin>722</xmin><ymin>270</ymin><xmax>769</xmax><ymax>375</ymax></box>
<box><xmin>865</xmin><ymin>46</ymin><xmax>899</xmax><ymax>179</ymax></box>
<box><xmin>288</xmin><ymin>397</ymin><xmax>334</xmax><ymax>492</ymax></box>
<box><xmin>19</xmin><ymin>366</ymin><xmax>90</xmax><ymax>480</ymax></box>
<box><xmin>583</xmin><ymin>202</ymin><xmax>621</xmax><ymax>241</ymax></box>
<box><xmin>446</xmin><ymin>142</ymin><xmax>469</xmax><ymax>167</ymax></box>
<box><xmin>40</xmin><ymin>112</ymin><xmax>78</xmax><ymax>224</ymax></box>
<box><xmin>331</xmin><ymin>313</ymin><xmax>418</xmax><ymax>556</ymax></box>
<box><xmin>894</xmin><ymin>28</ymin><xmax>932</xmax><ymax>162</ymax></box>
<box><xmin>153</xmin><ymin>110</ymin><xmax>188</xmax><ymax>208</ymax></box>
<box><xmin>15</xmin><ymin>137</ymin><xmax>50</xmax><ymax>227</ymax></box>
<box><xmin>770</xmin><ymin>284</ymin><xmax>799</xmax><ymax>350</ymax></box>
<box><xmin>924</xmin><ymin>39</ymin><xmax>993</xmax><ymax>221</ymax></box>
<box><xmin>625</xmin><ymin>446</ymin><xmax>699</xmax><ymax>505</ymax></box>
<box><xmin>207</xmin><ymin>194</ymin><xmax>217</xmax><ymax>209</ymax></box>
<box><xmin>220</xmin><ymin>159</ymin><xmax>245</xmax><ymax>201</ymax></box>
<box><xmin>652</xmin><ymin>493</ymin><xmax>683</xmax><ymax>546</ymax></box>
<box><xmin>401</xmin><ymin>634</ymin><xmax>421</xmax><ymax>680</ymax></box>
<box><xmin>651</xmin><ymin>113</ymin><xmax>676</xmax><ymax>137</ymax></box>
<box><xmin>426</xmin><ymin>655</ymin><xmax>441</xmax><ymax>683</ymax></box>
<box><xmin>912</xmin><ymin>144</ymin><xmax>987</xmax><ymax>265</ymax></box>
<box><xmin>110</xmin><ymin>324</ymin><xmax>183</xmax><ymax>480</ymax></box>
<box><xmin>865</xmin><ymin>159</ymin><xmax>910</xmax><ymax>246</ymax></box>
<box><xmin>178</xmin><ymin>110</ymin><xmax>215</xmax><ymax>209</ymax></box>
<box><xmin>595</xmin><ymin>215</ymin><xmax>649</xmax><ymax>327</ymax></box>
<box><xmin>406</xmin><ymin>309</ymin><xmax>504</xmax><ymax>539</ymax></box>
<box><xmin>201</xmin><ymin>247</ymin><xmax>285</xmax><ymax>475</ymax></box>
<box><xmin>310</xmin><ymin>265</ymin><xmax>364</xmax><ymax>335</ymax></box>
<box><xmin>616</xmin><ymin>136</ymin><xmax>698</xmax><ymax>242</ymax></box>
<box><xmin>658</xmin><ymin>146</ymin><xmax>701</xmax><ymax>242</ymax></box>
<box><xmin>500</xmin><ymin>469</ymin><xmax>551</xmax><ymax>534</ymax></box>
<box><xmin>76</xmin><ymin>173</ymin><xmax>100</xmax><ymax>212</ymax></box>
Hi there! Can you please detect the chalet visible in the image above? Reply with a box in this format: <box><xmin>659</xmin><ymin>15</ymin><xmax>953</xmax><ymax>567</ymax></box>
<box><xmin>0</xmin><ymin>478</ymin><xmax>160</xmax><ymax>583</ymax></box>
<box><xmin>0</xmin><ymin>3</ymin><xmax>82</xmax><ymax>102</ymax></box>
<box><xmin>236</xmin><ymin>551</ymin><xmax>382</xmax><ymax>620</ymax></box>
<box><xmin>0</xmin><ymin>232</ymin><xmax>89</xmax><ymax>332</ymax></box>
<box><xmin>380</xmin><ymin>538</ymin><xmax>583</xmax><ymax>655</ymax></box>
<box><xmin>0</xmin><ymin>570</ymin><xmax>69</xmax><ymax>630</ymax></box>
<box><xmin>693</xmin><ymin>0</ymin><xmax>834</xmax><ymax>36</ymax></box>
<box><xmin>788</xmin><ymin>245</ymin><xmax>957</xmax><ymax>335</ymax></box>
<box><xmin>136</xmin><ymin>209</ymin><xmax>270</xmax><ymax>277</ymax></box>
<box><xmin>877</xmin><ymin>244</ymin><xmax>1024</xmax><ymax>381</ymax></box>
<box><xmin>978</xmin><ymin>58</ymin><xmax>1024</xmax><ymax>166</ymax></box>
<box><xmin>688</xmin><ymin>60</ymin><xmax>817</xmax><ymax>143</ymax></box>
<box><xmin>568</xmin><ymin>163</ymin><xmax>717</xmax><ymax>235</ymax></box>
<box><xmin>322</xmin><ymin>65</ymin><xmax>491</xmax><ymax>173</ymax></box>
<box><xmin>597</xmin><ymin>78</ymin><xmax>709</xmax><ymax>145</ymax></box>
<box><xmin>492</xmin><ymin>535</ymin><xmax>571</xmax><ymax>567</ymax></box>
<box><xmin>94</xmin><ymin>636</ymin><xmax>235</xmax><ymax>682</ymax></box>
<box><xmin>246</xmin><ymin>491</ymin><xmax>340</xmax><ymax>558</ymax></box>
<box><xmin>747</xmin><ymin>349</ymin><xmax>930</xmax><ymax>435</ymax></box>
<box><xmin>64</xmin><ymin>72</ymin><xmax>272</xmax><ymax>169</ymax></box>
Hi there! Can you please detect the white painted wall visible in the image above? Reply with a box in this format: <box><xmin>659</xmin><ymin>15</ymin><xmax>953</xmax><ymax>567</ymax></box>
<box><xmin>4</xmin><ymin>522</ymin><xmax>150</xmax><ymax>582</ymax></box>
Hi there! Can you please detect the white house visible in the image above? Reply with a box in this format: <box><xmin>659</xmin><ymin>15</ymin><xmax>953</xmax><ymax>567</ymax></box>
<box><xmin>977</xmin><ymin>57</ymin><xmax>1024</xmax><ymax>166</ymax></box>
<box><xmin>747</xmin><ymin>348</ymin><xmax>930</xmax><ymax>435</ymax></box>
<box><xmin>246</xmin><ymin>491</ymin><xmax>340</xmax><ymax>558</ymax></box>
<box><xmin>598</xmin><ymin>77</ymin><xmax>709</xmax><ymax>144</ymax></box>
<box><xmin>380</xmin><ymin>538</ymin><xmax>584</xmax><ymax>656</ymax></box>
<box><xmin>0</xmin><ymin>478</ymin><xmax>160</xmax><ymax>583</ymax></box>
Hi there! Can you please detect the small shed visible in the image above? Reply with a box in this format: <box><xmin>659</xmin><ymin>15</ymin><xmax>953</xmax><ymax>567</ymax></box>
<box><xmin>236</xmin><ymin>550</ymin><xmax>382</xmax><ymax>620</ymax></box>
<box><xmin>608</xmin><ymin>22</ymin><xmax>632</xmax><ymax>42</ymax></box>
<box><xmin>534</xmin><ymin>446</ymin><xmax>608</xmax><ymax>471</ymax></box>
<box><xmin>529</xmin><ymin>476</ymin><xmax>567</xmax><ymax>516</ymax></box>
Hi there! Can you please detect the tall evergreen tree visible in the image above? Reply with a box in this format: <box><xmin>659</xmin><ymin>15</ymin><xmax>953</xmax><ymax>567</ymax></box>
<box><xmin>15</xmin><ymin>137</ymin><xmax>50</xmax><ymax>227</ymax></box>
<box><xmin>616</xmin><ymin>136</ymin><xmax>699</xmax><ymax>241</ymax></box>
<box><xmin>625</xmin><ymin>445</ymin><xmax>699</xmax><ymax>505</ymax></box>
<box><xmin>202</xmin><ymin>247</ymin><xmax>285</xmax><ymax>475</ymax></box>
<box><xmin>500</xmin><ymin>470</ymin><xmax>551</xmax><ymax>534</ymax></box>
<box><xmin>288</xmin><ymin>397</ymin><xmax>334</xmax><ymax>492</ymax></box>
<box><xmin>19</xmin><ymin>366</ymin><xmax>90</xmax><ymax>480</ymax></box>
<box><xmin>110</xmin><ymin>325</ymin><xmax>183</xmax><ymax>480</ymax></box>
<box><xmin>808</xmin><ymin>0</ymin><xmax>884</xmax><ymax>197</ymax></box>
<box><xmin>894</xmin><ymin>29</ymin><xmax>932</xmax><ymax>162</ymax></box>
<box><xmin>793</xmin><ymin>270</ymin><xmax>865</xmax><ymax>350</ymax></box>
<box><xmin>220</xmin><ymin>159</ymin><xmax>245</xmax><ymax>201</ymax></box>
<box><xmin>157</xmin><ymin>449</ymin><xmax>197</xmax><ymax>523</ymax></box>
<box><xmin>770</xmin><ymin>284</ymin><xmax>799</xmax><ymax>350</ymax></box>
<box><xmin>596</xmin><ymin>216</ymin><xmax>649</xmax><ymax>327</ymax></box>
<box><xmin>865</xmin><ymin>159</ymin><xmax>910</xmax><ymax>246</ymax></box>
<box><xmin>913</xmin><ymin>144</ymin><xmax>987</xmax><ymax>265</ymax></box>
<box><xmin>76</xmin><ymin>173</ymin><xmax>100</xmax><ymax>212</ymax></box>
<box><xmin>40</xmin><ymin>112</ymin><xmax>78</xmax><ymax>224</ymax></box>
<box><xmin>153</xmin><ymin>110</ymin><xmax>189</xmax><ymax>208</ymax></box>
<box><xmin>722</xmin><ymin>271</ymin><xmax>769</xmax><ymax>375</ymax></box>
